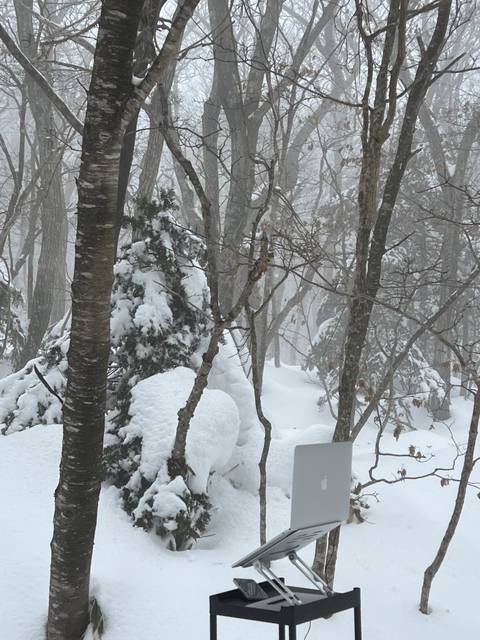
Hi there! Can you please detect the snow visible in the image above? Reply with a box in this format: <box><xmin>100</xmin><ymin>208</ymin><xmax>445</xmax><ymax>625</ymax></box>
<box><xmin>180</xmin><ymin>260</ymin><xmax>209</xmax><ymax>310</ymax></box>
<box><xmin>0</xmin><ymin>260</ymin><xmax>9</xmax><ymax>284</ymax></box>
<box><xmin>0</xmin><ymin>353</ymin><xmax>66</xmax><ymax>434</ymax></box>
<box><xmin>0</xmin><ymin>363</ymin><xmax>479</xmax><ymax>639</ymax></box>
<box><xmin>123</xmin><ymin>367</ymin><xmax>240</xmax><ymax>493</ymax></box>
<box><xmin>111</xmin><ymin>266</ymin><xmax>174</xmax><ymax>342</ymax></box>
<box><xmin>0</xmin><ymin>359</ymin><xmax>12</xmax><ymax>377</ymax></box>
<box><xmin>209</xmin><ymin>334</ymin><xmax>258</xmax><ymax>443</ymax></box>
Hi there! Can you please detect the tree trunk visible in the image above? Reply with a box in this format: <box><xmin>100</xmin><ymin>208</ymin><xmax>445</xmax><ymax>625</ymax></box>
<box><xmin>254</xmin><ymin>269</ymin><xmax>274</xmax><ymax>394</ymax></box>
<box><xmin>314</xmin><ymin>0</ymin><xmax>453</xmax><ymax>584</ymax></box>
<box><xmin>51</xmin><ymin>164</ymin><xmax>69</xmax><ymax>323</ymax></box>
<box><xmin>168</xmin><ymin>323</ymin><xmax>225</xmax><ymax>478</ymax></box>
<box><xmin>428</xmin><ymin>111</ymin><xmax>480</xmax><ymax>419</ymax></box>
<box><xmin>246</xmin><ymin>305</ymin><xmax>273</xmax><ymax>545</ymax></box>
<box><xmin>15</xmin><ymin>0</ymin><xmax>69</xmax><ymax>365</ymax></box>
<box><xmin>47</xmin><ymin>3</ymin><xmax>143</xmax><ymax>638</ymax></box>
<box><xmin>419</xmin><ymin>385</ymin><xmax>480</xmax><ymax>613</ymax></box>
<box><xmin>460</xmin><ymin>313</ymin><xmax>471</xmax><ymax>398</ymax></box>
<box><xmin>272</xmin><ymin>290</ymin><xmax>281</xmax><ymax>368</ymax></box>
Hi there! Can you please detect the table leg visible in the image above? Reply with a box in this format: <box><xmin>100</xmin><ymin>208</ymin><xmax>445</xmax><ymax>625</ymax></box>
<box><xmin>354</xmin><ymin>604</ymin><xmax>362</xmax><ymax>640</ymax></box>
<box><xmin>288</xmin><ymin>624</ymin><xmax>296</xmax><ymax>640</ymax></box>
<box><xmin>210</xmin><ymin>614</ymin><xmax>217</xmax><ymax>640</ymax></box>
<box><xmin>278</xmin><ymin>625</ymin><xmax>285</xmax><ymax>640</ymax></box>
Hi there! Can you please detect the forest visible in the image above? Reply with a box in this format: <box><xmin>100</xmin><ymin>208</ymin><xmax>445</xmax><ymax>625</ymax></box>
<box><xmin>0</xmin><ymin>0</ymin><xmax>479</xmax><ymax>639</ymax></box>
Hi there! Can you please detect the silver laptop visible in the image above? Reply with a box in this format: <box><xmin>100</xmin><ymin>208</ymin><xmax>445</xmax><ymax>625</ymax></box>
<box><xmin>232</xmin><ymin>442</ymin><xmax>352</xmax><ymax>568</ymax></box>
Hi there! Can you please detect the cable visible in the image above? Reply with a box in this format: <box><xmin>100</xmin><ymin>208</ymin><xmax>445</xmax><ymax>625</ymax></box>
<box><xmin>303</xmin><ymin>621</ymin><xmax>312</xmax><ymax>640</ymax></box>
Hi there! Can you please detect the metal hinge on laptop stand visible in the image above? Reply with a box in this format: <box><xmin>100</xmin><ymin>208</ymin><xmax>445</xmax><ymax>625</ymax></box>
<box><xmin>253</xmin><ymin>553</ymin><xmax>332</xmax><ymax>606</ymax></box>
<box><xmin>253</xmin><ymin>560</ymin><xmax>302</xmax><ymax>605</ymax></box>
<box><xmin>288</xmin><ymin>552</ymin><xmax>333</xmax><ymax>597</ymax></box>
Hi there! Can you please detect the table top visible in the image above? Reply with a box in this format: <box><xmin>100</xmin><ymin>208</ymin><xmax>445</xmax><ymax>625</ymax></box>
<box><xmin>210</xmin><ymin>581</ymin><xmax>360</xmax><ymax>625</ymax></box>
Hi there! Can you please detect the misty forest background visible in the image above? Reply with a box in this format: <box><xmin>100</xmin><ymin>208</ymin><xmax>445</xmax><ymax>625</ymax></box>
<box><xmin>0</xmin><ymin>1</ymin><xmax>479</xmax><ymax>639</ymax></box>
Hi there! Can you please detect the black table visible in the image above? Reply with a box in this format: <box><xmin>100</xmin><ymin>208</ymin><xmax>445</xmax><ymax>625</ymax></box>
<box><xmin>209</xmin><ymin>581</ymin><xmax>362</xmax><ymax>640</ymax></box>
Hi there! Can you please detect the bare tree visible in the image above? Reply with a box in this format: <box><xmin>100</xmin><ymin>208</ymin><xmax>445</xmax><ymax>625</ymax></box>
<box><xmin>314</xmin><ymin>0</ymin><xmax>455</xmax><ymax>587</ymax></box>
<box><xmin>416</xmin><ymin>320</ymin><xmax>480</xmax><ymax>613</ymax></box>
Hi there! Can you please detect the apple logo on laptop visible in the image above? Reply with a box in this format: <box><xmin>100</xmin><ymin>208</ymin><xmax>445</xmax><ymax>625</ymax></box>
<box><xmin>321</xmin><ymin>476</ymin><xmax>328</xmax><ymax>491</ymax></box>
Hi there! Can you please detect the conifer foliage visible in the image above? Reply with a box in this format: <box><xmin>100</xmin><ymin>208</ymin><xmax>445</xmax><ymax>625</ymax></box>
<box><xmin>105</xmin><ymin>195</ymin><xmax>213</xmax><ymax>550</ymax></box>
<box><xmin>0</xmin><ymin>325</ymin><xmax>67</xmax><ymax>434</ymax></box>
<box><xmin>108</xmin><ymin>192</ymin><xmax>209</xmax><ymax>428</ymax></box>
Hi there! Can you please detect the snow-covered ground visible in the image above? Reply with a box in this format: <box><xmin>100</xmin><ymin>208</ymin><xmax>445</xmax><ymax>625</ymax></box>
<box><xmin>1</xmin><ymin>362</ymin><xmax>479</xmax><ymax>639</ymax></box>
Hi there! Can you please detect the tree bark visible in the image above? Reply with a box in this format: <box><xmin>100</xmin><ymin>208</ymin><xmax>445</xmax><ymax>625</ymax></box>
<box><xmin>168</xmin><ymin>323</ymin><xmax>225</xmax><ymax>478</ymax></box>
<box><xmin>314</xmin><ymin>0</ymin><xmax>453</xmax><ymax>585</ymax></box>
<box><xmin>246</xmin><ymin>305</ymin><xmax>273</xmax><ymax>545</ymax></box>
<box><xmin>46</xmin><ymin>0</ymin><xmax>200</xmax><ymax>633</ymax></box>
<box><xmin>428</xmin><ymin>111</ymin><xmax>480</xmax><ymax>419</ymax></box>
<box><xmin>419</xmin><ymin>385</ymin><xmax>480</xmax><ymax>613</ymax></box>
<box><xmin>14</xmin><ymin>0</ymin><xmax>69</xmax><ymax>365</ymax></box>
<box><xmin>47</xmin><ymin>3</ymin><xmax>144</xmax><ymax>637</ymax></box>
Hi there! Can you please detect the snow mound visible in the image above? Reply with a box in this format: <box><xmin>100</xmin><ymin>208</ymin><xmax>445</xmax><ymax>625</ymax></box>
<box><xmin>122</xmin><ymin>367</ymin><xmax>240</xmax><ymax>494</ymax></box>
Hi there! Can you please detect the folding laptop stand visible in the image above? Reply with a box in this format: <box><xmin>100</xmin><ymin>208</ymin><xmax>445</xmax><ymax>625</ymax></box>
<box><xmin>209</xmin><ymin>579</ymin><xmax>362</xmax><ymax>640</ymax></box>
<box><xmin>253</xmin><ymin>551</ymin><xmax>332</xmax><ymax>605</ymax></box>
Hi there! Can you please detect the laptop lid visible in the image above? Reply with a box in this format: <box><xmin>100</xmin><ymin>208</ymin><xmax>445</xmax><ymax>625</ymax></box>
<box><xmin>232</xmin><ymin>441</ymin><xmax>352</xmax><ymax>568</ymax></box>
<box><xmin>290</xmin><ymin>442</ymin><xmax>352</xmax><ymax>529</ymax></box>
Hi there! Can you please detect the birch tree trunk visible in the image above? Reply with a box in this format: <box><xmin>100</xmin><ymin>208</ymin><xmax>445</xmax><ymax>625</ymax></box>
<box><xmin>47</xmin><ymin>3</ymin><xmax>143</xmax><ymax>637</ymax></box>
<box><xmin>47</xmin><ymin>0</ymin><xmax>201</xmax><ymax>633</ymax></box>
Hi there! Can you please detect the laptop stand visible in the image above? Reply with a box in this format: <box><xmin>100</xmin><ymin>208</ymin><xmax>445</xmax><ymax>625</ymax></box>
<box><xmin>210</xmin><ymin>580</ymin><xmax>362</xmax><ymax>640</ymax></box>
<box><xmin>253</xmin><ymin>552</ymin><xmax>332</xmax><ymax>605</ymax></box>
